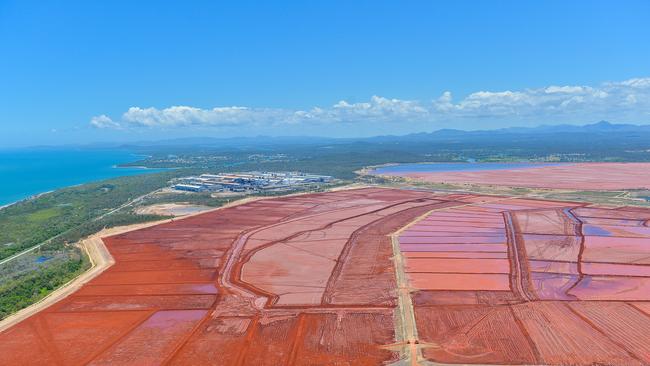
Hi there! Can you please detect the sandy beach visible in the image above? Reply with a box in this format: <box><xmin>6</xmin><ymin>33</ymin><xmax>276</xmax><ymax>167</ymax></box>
<box><xmin>0</xmin><ymin>190</ymin><xmax>53</xmax><ymax>211</ymax></box>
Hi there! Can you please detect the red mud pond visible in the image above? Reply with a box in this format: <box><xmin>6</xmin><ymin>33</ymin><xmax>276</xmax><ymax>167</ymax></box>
<box><xmin>1</xmin><ymin>188</ymin><xmax>649</xmax><ymax>365</ymax></box>
<box><xmin>372</xmin><ymin>162</ymin><xmax>650</xmax><ymax>190</ymax></box>
<box><xmin>401</xmin><ymin>196</ymin><xmax>650</xmax><ymax>365</ymax></box>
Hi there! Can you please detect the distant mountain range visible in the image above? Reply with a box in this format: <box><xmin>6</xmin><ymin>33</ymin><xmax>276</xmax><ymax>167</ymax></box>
<box><xmin>473</xmin><ymin>120</ymin><xmax>650</xmax><ymax>134</ymax></box>
<box><xmin>25</xmin><ymin>121</ymin><xmax>649</xmax><ymax>151</ymax></box>
<box><xmin>112</xmin><ymin>121</ymin><xmax>648</xmax><ymax>149</ymax></box>
<box><xmin>379</xmin><ymin>120</ymin><xmax>649</xmax><ymax>137</ymax></box>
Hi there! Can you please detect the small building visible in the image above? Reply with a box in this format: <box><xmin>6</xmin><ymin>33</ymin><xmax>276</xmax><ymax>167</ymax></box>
<box><xmin>172</xmin><ymin>184</ymin><xmax>206</xmax><ymax>192</ymax></box>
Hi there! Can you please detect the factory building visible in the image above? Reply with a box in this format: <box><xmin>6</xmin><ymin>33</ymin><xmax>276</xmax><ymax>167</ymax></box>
<box><xmin>172</xmin><ymin>171</ymin><xmax>333</xmax><ymax>193</ymax></box>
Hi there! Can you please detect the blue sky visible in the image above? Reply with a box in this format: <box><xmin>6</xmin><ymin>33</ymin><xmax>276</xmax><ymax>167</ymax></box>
<box><xmin>1</xmin><ymin>0</ymin><xmax>649</xmax><ymax>147</ymax></box>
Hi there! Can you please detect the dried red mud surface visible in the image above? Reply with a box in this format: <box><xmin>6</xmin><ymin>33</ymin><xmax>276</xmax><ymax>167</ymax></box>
<box><xmin>382</xmin><ymin>162</ymin><xmax>650</xmax><ymax>190</ymax></box>
<box><xmin>0</xmin><ymin>188</ymin><xmax>455</xmax><ymax>365</ymax></box>
<box><xmin>401</xmin><ymin>196</ymin><xmax>650</xmax><ymax>365</ymax></box>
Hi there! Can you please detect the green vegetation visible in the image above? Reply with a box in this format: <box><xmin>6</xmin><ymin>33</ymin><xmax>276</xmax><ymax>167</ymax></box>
<box><xmin>139</xmin><ymin>191</ymin><xmax>240</xmax><ymax>208</ymax></box>
<box><xmin>0</xmin><ymin>250</ymin><xmax>87</xmax><ymax>319</ymax></box>
<box><xmin>26</xmin><ymin>207</ymin><xmax>61</xmax><ymax>222</ymax></box>
<box><xmin>0</xmin><ymin>171</ymin><xmax>182</xmax><ymax>261</ymax></box>
<box><xmin>0</xmin><ymin>171</ymin><xmax>185</xmax><ymax>320</ymax></box>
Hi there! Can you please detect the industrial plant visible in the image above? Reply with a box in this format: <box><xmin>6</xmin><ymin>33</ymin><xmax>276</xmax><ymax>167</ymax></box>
<box><xmin>172</xmin><ymin>171</ymin><xmax>334</xmax><ymax>193</ymax></box>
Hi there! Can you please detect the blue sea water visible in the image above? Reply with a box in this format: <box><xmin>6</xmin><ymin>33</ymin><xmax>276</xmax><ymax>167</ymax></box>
<box><xmin>372</xmin><ymin>162</ymin><xmax>560</xmax><ymax>175</ymax></box>
<box><xmin>0</xmin><ymin>149</ymin><xmax>166</xmax><ymax>206</ymax></box>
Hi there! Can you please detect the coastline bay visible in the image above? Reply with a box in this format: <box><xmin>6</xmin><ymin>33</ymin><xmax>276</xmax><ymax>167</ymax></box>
<box><xmin>0</xmin><ymin>149</ymin><xmax>164</xmax><ymax>206</ymax></box>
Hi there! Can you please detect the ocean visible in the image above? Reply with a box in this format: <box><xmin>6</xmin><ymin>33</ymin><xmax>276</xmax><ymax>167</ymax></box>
<box><xmin>0</xmin><ymin>148</ymin><xmax>166</xmax><ymax>206</ymax></box>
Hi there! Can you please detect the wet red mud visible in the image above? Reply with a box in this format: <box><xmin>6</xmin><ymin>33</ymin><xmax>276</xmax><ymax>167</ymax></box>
<box><xmin>386</xmin><ymin>162</ymin><xmax>650</xmax><ymax>190</ymax></box>
<box><xmin>3</xmin><ymin>188</ymin><xmax>650</xmax><ymax>365</ymax></box>
<box><xmin>400</xmin><ymin>197</ymin><xmax>650</xmax><ymax>365</ymax></box>
<box><xmin>0</xmin><ymin>188</ymin><xmax>453</xmax><ymax>365</ymax></box>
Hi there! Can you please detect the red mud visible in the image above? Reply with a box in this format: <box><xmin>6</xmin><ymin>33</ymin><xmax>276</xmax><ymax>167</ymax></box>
<box><xmin>400</xmin><ymin>198</ymin><xmax>650</xmax><ymax>365</ymax></box>
<box><xmin>0</xmin><ymin>188</ymin><xmax>449</xmax><ymax>365</ymax></box>
<box><xmin>409</xmin><ymin>273</ymin><xmax>512</xmax><ymax>291</ymax></box>
<box><xmin>385</xmin><ymin>162</ymin><xmax>650</xmax><ymax>190</ymax></box>
<box><xmin>3</xmin><ymin>188</ymin><xmax>649</xmax><ymax>365</ymax></box>
<box><xmin>415</xmin><ymin>305</ymin><xmax>539</xmax><ymax>364</ymax></box>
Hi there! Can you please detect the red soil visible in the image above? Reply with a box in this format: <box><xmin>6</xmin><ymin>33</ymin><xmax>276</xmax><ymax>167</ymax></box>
<box><xmin>386</xmin><ymin>162</ymin><xmax>650</xmax><ymax>190</ymax></box>
<box><xmin>512</xmin><ymin>302</ymin><xmax>645</xmax><ymax>365</ymax></box>
<box><xmin>416</xmin><ymin>305</ymin><xmax>539</xmax><ymax>364</ymax></box>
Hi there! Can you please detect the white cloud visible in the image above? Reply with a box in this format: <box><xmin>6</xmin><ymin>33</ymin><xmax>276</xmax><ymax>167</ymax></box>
<box><xmin>299</xmin><ymin>96</ymin><xmax>429</xmax><ymax>124</ymax></box>
<box><xmin>544</xmin><ymin>86</ymin><xmax>590</xmax><ymax>94</ymax></box>
<box><xmin>613</xmin><ymin>78</ymin><xmax>650</xmax><ymax>88</ymax></box>
<box><xmin>432</xmin><ymin>77</ymin><xmax>650</xmax><ymax>120</ymax></box>
<box><xmin>90</xmin><ymin>77</ymin><xmax>650</xmax><ymax>129</ymax></box>
<box><xmin>121</xmin><ymin>106</ymin><xmax>261</xmax><ymax>127</ymax></box>
<box><xmin>90</xmin><ymin>115</ymin><xmax>121</xmax><ymax>129</ymax></box>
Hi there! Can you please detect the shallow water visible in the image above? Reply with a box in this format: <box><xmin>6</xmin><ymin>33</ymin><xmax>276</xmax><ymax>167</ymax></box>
<box><xmin>0</xmin><ymin>148</ymin><xmax>165</xmax><ymax>206</ymax></box>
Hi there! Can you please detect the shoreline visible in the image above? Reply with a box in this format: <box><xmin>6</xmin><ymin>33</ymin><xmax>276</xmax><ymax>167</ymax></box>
<box><xmin>0</xmin><ymin>149</ymin><xmax>170</xmax><ymax>211</ymax></box>
<box><xmin>112</xmin><ymin>163</ymin><xmax>178</xmax><ymax>170</ymax></box>
<box><xmin>0</xmin><ymin>167</ymin><xmax>169</xmax><ymax>213</ymax></box>
<box><xmin>0</xmin><ymin>190</ymin><xmax>54</xmax><ymax>211</ymax></box>
<box><xmin>115</xmin><ymin>164</ymin><xmax>181</xmax><ymax>170</ymax></box>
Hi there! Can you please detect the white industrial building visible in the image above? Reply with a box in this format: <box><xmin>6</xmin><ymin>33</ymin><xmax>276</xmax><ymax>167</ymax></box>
<box><xmin>172</xmin><ymin>171</ymin><xmax>333</xmax><ymax>193</ymax></box>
